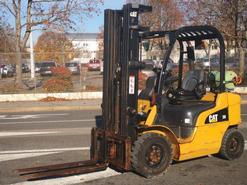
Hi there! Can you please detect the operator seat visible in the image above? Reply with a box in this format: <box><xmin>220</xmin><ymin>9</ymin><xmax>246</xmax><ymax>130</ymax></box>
<box><xmin>177</xmin><ymin>70</ymin><xmax>206</xmax><ymax>100</ymax></box>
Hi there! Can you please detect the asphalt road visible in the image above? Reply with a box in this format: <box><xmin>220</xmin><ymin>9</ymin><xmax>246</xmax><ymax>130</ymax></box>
<box><xmin>0</xmin><ymin>105</ymin><xmax>246</xmax><ymax>185</ymax></box>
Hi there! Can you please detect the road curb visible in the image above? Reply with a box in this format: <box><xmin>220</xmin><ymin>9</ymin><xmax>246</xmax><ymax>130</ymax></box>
<box><xmin>0</xmin><ymin>105</ymin><xmax>101</xmax><ymax>113</ymax></box>
<box><xmin>0</xmin><ymin>92</ymin><xmax>102</xmax><ymax>102</ymax></box>
<box><xmin>0</xmin><ymin>88</ymin><xmax>246</xmax><ymax>102</ymax></box>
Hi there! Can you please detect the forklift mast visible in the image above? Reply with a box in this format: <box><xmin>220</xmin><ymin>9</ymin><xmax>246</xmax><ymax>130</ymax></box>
<box><xmin>89</xmin><ymin>3</ymin><xmax>153</xmax><ymax>170</ymax></box>
<box><xmin>103</xmin><ymin>4</ymin><xmax>151</xmax><ymax>138</ymax></box>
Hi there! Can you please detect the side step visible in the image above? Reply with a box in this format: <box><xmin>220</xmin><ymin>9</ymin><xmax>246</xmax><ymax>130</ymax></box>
<box><xmin>17</xmin><ymin>160</ymin><xmax>107</xmax><ymax>181</ymax></box>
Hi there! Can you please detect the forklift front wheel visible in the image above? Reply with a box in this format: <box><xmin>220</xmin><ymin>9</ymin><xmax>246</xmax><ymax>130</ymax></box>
<box><xmin>131</xmin><ymin>133</ymin><xmax>172</xmax><ymax>178</ymax></box>
<box><xmin>218</xmin><ymin>128</ymin><xmax>245</xmax><ymax>160</ymax></box>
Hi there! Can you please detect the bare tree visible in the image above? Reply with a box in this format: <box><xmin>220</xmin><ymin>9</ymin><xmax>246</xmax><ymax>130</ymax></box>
<box><xmin>0</xmin><ymin>18</ymin><xmax>16</xmax><ymax>64</ymax></box>
<box><xmin>0</xmin><ymin>0</ymin><xmax>103</xmax><ymax>87</ymax></box>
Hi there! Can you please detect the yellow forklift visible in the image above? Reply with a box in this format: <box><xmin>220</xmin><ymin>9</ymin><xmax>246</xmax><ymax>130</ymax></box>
<box><xmin>18</xmin><ymin>3</ymin><xmax>244</xmax><ymax>180</ymax></box>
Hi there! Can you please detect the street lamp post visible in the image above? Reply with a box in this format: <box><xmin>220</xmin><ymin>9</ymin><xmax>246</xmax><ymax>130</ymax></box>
<box><xmin>30</xmin><ymin>29</ymin><xmax>35</xmax><ymax>79</ymax></box>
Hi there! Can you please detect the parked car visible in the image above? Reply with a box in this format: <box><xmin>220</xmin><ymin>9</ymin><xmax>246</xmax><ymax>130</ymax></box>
<box><xmin>40</xmin><ymin>61</ymin><xmax>56</xmax><ymax>76</ymax></box>
<box><xmin>35</xmin><ymin>63</ymin><xmax>42</xmax><ymax>73</ymax></box>
<box><xmin>22</xmin><ymin>63</ymin><xmax>30</xmax><ymax>73</ymax></box>
<box><xmin>88</xmin><ymin>59</ymin><xmax>101</xmax><ymax>71</ymax></box>
<box><xmin>1</xmin><ymin>64</ymin><xmax>15</xmax><ymax>77</ymax></box>
<box><xmin>196</xmin><ymin>56</ymin><xmax>220</xmax><ymax>70</ymax></box>
<box><xmin>65</xmin><ymin>62</ymin><xmax>80</xmax><ymax>75</ymax></box>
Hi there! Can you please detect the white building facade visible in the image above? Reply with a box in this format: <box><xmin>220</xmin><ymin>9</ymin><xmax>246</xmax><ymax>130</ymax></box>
<box><xmin>67</xmin><ymin>33</ymin><xmax>100</xmax><ymax>64</ymax></box>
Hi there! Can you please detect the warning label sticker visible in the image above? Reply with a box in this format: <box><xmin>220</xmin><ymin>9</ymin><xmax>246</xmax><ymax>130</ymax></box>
<box><xmin>129</xmin><ymin>76</ymin><xmax>135</xmax><ymax>94</ymax></box>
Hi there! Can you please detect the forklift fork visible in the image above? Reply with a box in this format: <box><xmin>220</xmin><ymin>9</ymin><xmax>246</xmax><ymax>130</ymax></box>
<box><xmin>17</xmin><ymin>160</ymin><xmax>106</xmax><ymax>181</ymax></box>
<box><xmin>17</xmin><ymin>128</ymin><xmax>132</xmax><ymax>181</ymax></box>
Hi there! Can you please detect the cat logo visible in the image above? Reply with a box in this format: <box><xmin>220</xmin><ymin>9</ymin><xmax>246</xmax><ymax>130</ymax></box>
<box><xmin>130</xmin><ymin>11</ymin><xmax>138</xmax><ymax>17</ymax></box>
<box><xmin>205</xmin><ymin>108</ymin><xmax>229</xmax><ymax>124</ymax></box>
<box><xmin>209</xmin><ymin>114</ymin><xmax>218</xmax><ymax>123</ymax></box>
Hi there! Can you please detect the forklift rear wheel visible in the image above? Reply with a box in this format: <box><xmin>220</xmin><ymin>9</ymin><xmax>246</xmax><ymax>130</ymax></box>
<box><xmin>131</xmin><ymin>133</ymin><xmax>172</xmax><ymax>178</ymax></box>
<box><xmin>218</xmin><ymin>128</ymin><xmax>244</xmax><ymax>160</ymax></box>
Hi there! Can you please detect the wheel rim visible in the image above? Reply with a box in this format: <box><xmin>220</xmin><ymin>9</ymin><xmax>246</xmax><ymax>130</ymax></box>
<box><xmin>229</xmin><ymin>137</ymin><xmax>239</xmax><ymax>153</ymax></box>
<box><xmin>145</xmin><ymin>144</ymin><xmax>164</xmax><ymax>167</ymax></box>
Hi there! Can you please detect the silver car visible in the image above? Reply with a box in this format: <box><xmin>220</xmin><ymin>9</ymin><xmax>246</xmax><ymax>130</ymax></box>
<box><xmin>65</xmin><ymin>62</ymin><xmax>80</xmax><ymax>75</ymax></box>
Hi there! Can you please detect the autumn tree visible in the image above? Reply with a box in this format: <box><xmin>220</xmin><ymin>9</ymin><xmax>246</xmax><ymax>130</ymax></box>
<box><xmin>128</xmin><ymin>0</ymin><xmax>184</xmax><ymax>60</ymax></box>
<box><xmin>0</xmin><ymin>0</ymin><xmax>103</xmax><ymax>86</ymax></box>
<box><xmin>128</xmin><ymin>0</ymin><xmax>184</xmax><ymax>31</ymax></box>
<box><xmin>181</xmin><ymin>0</ymin><xmax>247</xmax><ymax>80</ymax></box>
<box><xmin>35</xmin><ymin>31</ymin><xmax>75</xmax><ymax>64</ymax></box>
<box><xmin>181</xmin><ymin>1</ymin><xmax>243</xmax><ymax>46</ymax></box>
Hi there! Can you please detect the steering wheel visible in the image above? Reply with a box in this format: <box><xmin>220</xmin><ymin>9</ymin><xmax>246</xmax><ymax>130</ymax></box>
<box><xmin>163</xmin><ymin>70</ymin><xmax>179</xmax><ymax>103</ymax></box>
<box><xmin>163</xmin><ymin>69</ymin><xmax>178</xmax><ymax>88</ymax></box>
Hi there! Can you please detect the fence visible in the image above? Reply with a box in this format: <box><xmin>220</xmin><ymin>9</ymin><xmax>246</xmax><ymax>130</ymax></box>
<box><xmin>0</xmin><ymin>52</ymin><xmax>103</xmax><ymax>95</ymax></box>
<box><xmin>0</xmin><ymin>51</ymin><xmax>246</xmax><ymax>95</ymax></box>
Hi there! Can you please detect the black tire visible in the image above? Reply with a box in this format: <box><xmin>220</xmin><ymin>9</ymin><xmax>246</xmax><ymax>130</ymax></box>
<box><xmin>131</xmin><ymin>133</ymin><xmax>172</xmax><ymax>178</ymax></box>
<box><xmin>218</xmin><ymin>128</ymin><xmax>244</xmax><ymax>160</ymax></box>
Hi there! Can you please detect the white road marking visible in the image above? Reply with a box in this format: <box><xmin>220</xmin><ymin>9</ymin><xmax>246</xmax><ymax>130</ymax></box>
<box><xmin>12</xmin><ymin>168</ymin><xmax>121</xmax><ymax>185</ymax></box>
<box><xmin>0</xmin><ymin>113</ymin><xmax>69</xmax><ymax>120</ymax></box>
<box><xmin>0</xmin><ymin>119</ymin><xmax>95</xmax><ymax>125</ymax></box>
<box><xmin>0</xmin><ymin>147</ymin><xmax>90</xmax><ymax>162</ymax></box>
<box><xmin>0</xmin><ymin>147</ymin><xmax>90</xmax><ymax>154</ymax></box>
<box><xmin>0</xmin><ymin>127</ymin><xmax>92</xmax><ymax>137</ymax></box>
<box><xmin>0</xmin><ymin>152</ymin><xmax>59</xmax><ymax>162</ymax></box>
<box><xmin>0</xmin><ymin>131</ymin><xmax>59</xmax><ymax>137</ymax></box>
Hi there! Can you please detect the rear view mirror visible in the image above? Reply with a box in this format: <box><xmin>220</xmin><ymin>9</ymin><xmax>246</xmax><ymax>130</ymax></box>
<box><xmin>143</xmin><ymin>40</ymin><xmax>150</xmax><ymax>51</ymax></box>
